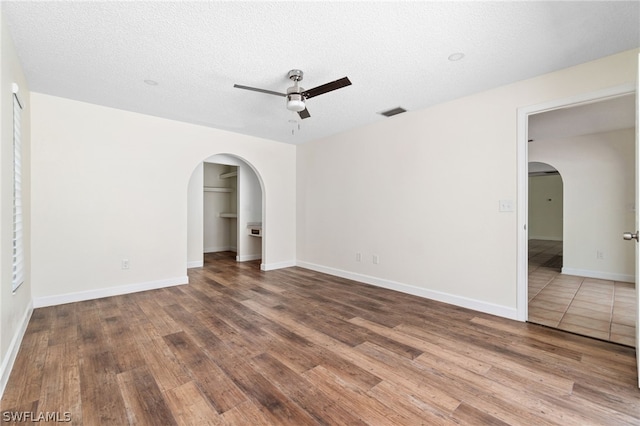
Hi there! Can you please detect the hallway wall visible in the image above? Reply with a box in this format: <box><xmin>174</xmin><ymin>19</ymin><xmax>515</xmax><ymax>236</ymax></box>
<box><xmin>529</xmin><ymin>128</ymin><xmax>635</xmax><ymax>282</ymax></box>
<box><xmin>529</xmin><ymin>174</ymin><xmax>563</xmax><ymax>241</ymax></box>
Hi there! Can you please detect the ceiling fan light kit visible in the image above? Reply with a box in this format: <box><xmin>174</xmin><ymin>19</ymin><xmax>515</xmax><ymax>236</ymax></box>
<box><xmin>234</xmin><ymin>69</ymin><xmax>351</xmax><ymax>120</ymax></box>
<box><xmin>286</xmin><ymin>94</ymin><xmax>306</xmax><ymax>112</ymax></box>
<box><xmin>286</xmin><ymin>88</ymin><xmax>306</xmax><ymax>112</ymax></box>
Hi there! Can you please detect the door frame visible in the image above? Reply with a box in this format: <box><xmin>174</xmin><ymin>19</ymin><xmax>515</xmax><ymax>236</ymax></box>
<box><xmin>516</xmin><ymin>83</ymin><xmax>636</xmax><ymax>322</ymax></box>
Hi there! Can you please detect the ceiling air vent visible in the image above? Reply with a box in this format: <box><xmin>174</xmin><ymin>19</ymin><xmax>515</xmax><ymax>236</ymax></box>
<box><xmin>379</xmin><ymin>107</ymin><xmax>407</xmax><ymax>117</ymax></box>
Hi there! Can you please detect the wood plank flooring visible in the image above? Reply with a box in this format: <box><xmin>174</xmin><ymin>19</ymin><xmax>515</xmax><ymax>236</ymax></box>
<box><xmin>2</xmin><ymin>251</ymin><xmax>639</xmax><ymax>425</ymax></box>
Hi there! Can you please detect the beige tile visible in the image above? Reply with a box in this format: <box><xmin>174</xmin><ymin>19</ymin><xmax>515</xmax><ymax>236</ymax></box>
<box><xmin>579</xmin><ymin>283</ymin><xmax>615</xmax><ymax>291</ymax></box>
<box><xmin>551</xmin><ymin>277</ymin><xmax>583</xmax><ymax>286</ymax></box>
<box><xmin>614</xmin><ymin>281</ymin><xmax>634</xmax><ymax>290</ymax></box>
<box><xmin>527</xmin><ymin>240</ymin><xmax>633</xmax><ymax>345</ymax></box>
<box><xmin>574</xmin><ymin>289</ymin><xmax>613</xmax><ymax>299</ymax></box>
<box><xmin>576</xmin><ymin>292</ymin><xmax>614</xmax><ymax>301</ymax></box>
<box><xmin>613</xmin><ymin>294</ymin><xmax>635</xmax><ymax>304</ymax></box>
<box><xmin>538</xmin><ymin>282</ymin><xmax>579</xmax><ymax>292</ymax></box>
<box><xmin>528</xmin><ymin>307</ymin><xmax>563</xmax><ymax>327</ymax></box>
<box><xmin>531</xmin><ymin>293</ymin><xmax>572</xmax><ymax>305</ymax></box>
<box><xmin>557</xmin><ymin>323</ymin><xmax>610</xmax><ymax>341</ymax></box>
<box><xmin>614</xmin><ymin>285</ymin><xmax>635</xmax><ymax>292</ymax></box>
<box><xmin>569</xmin><ymin>300</ymin><xmax>612</xmax><ymax>313</ymax></box>
<box><xmin>611</xmin><ymin>322</ymin><xmax>635</xmax><ymax>337</ymax></box>
<box><xmin>610</xmin><ymin>323</ymin><xmax>635</xmax><ymax>347</ymax></box>
<box><xmin>614</xmin><ymin>299</ymin><xmax>635</xmax><ymax>308</ymax></box>
<box><xmin>559</xmin><ymin>313</ymin><xmax>610</xmax><ymax>332</ymax></box>
<box><xmin>612</xmin><ymin>311</ymin><xmax>635</xmax><ymax>327</ymax></box>
<box><xmin>529</xmin><ymin>299</ymin><xmax>570</xmax><ymax>313</ymax></box>
<box><xmin>612</xmin><ymin>302</ymin><xmax>634</xmax><ymax>311</ymax></box>
<box><xmin>581</xmin><ymin>278</ymin><xmax>615</xmax><ymax>286</ymax></box>
<box><xmin>564</xmin><ymin>306</ymin><xmax>611</xmax><ymax>322</ymax></box>
<box><xmin>539</xmin><ymin>287</ymin><xmax>579</xmax><ymax>297</ymax></box>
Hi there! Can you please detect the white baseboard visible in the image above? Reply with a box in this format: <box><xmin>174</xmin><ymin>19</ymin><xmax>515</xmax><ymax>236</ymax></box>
<box><xmin>561</xmin><ymin>267</ymin><xmax>634</xmax><ymax>283</ymax></box>
<box><xmin>204</xmin><ymin>246</ymin><xmax>236</xmax><ymax>253</ymax></box>
<box><xmin>261</xmin><ymin>260</ymin><xmax>296</xmax><ymax>271</ymax></box>
<box><xmin>237</xmin><ymin>254</ymin><xmax>262</xmax><ymax>262</ymax></box>
<box><xmin>33</xmin><ymin>276</ymin><xmax>189</xmax><ymax>308</ymax></box>
<box><xmin>296</xmin><ymin>261</ymin><xmax>518</xmax><ymax>320</ymax></box>
<box><xmin>0</xmin><ymin>300</ymin><xmax>33</xmax><ymax>399</ymax></box>
<box><xmin>187</xmin><ymin>260</ymin><xmax>203</xmax><ymax>268</ymax></box>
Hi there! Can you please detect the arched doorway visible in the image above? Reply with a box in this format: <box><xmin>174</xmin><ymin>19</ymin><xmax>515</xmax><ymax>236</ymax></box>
<box><xmin>187</xmin><ymin>154</ymin><xmax>265</xmax><ymax>269</ymax></box>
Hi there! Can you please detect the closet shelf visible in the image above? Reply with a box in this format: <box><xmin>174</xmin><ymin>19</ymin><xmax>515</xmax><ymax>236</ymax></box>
<box><xmin>219</xmin><ymin>171</ymin><xmax>238</xmax><ymax>179</ymax></box>
<box><xmin>204</xmin><ymin>187</ymin><xmax>233</xmax><ymax>193</ymax></box>
<box><xmin>219</xmin><ymin>213</ymin><xmax>238</xmax><ymax>218</ymax></box>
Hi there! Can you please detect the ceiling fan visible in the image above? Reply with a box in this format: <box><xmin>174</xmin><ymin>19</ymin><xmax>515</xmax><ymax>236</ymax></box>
<box><xmin>234</xmin><ymin>69</ymin><xmax>351</xmax><ymax>119</ymax></box>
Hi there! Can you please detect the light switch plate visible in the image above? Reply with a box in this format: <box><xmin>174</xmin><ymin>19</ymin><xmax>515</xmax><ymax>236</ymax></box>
<box><xmin>499</xmin><ymin>199</ymin><xmax>514</xmax><ymax>212</ymax></box>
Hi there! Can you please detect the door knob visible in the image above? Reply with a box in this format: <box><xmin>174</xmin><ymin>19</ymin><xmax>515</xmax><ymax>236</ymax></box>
<box><xmin>623</xmin><ymin>231</ymin><xmax>639</xmax><ymax>241</ymax></box>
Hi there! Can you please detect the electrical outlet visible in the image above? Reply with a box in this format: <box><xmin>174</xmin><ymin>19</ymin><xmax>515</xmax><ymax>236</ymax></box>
<box><xmin>373</xmin><ymin>254</ymin><xmax>379</xmax><ymax>265</ymax></box>
<box><xmin>121</xmin><ymin>259</ymin><xmax>130</xmax><ymax>269</ymax></box>
<box><xmin>596</xmin><ymin>250</ymin><xmax>604</xmax><ymax>260</ymax></box>
<box><xmin>356</xmin><ymin>252</ymin><xmax>362</xmax><ymax>262</ymax></box>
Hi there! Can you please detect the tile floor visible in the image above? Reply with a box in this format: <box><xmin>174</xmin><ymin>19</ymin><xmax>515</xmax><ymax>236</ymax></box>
<box><xmin>528</xmin><ymin>239</ymin><xmax>636</xmax><ymax>347</ymax></box>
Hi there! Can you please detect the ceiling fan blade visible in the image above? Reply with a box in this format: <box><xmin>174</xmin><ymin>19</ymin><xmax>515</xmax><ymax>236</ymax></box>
<box><xmin>233</xmin><ymin>84</ymin><xmax>286</xmax><ymax>97</ymax></box>
<box><xmin>302</xmin><ymin>77</ymin><xmax>351</xmax><ymax>99</ymax></box>
<box><xmin>298</xmin><ymin>108</ymin><xmax>311</xmax><ymax>119</ymax></box>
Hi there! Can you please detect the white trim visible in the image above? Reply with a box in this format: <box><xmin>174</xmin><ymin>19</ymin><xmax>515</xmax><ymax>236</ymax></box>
<box><xmin>260</xmin><ymin>260</ymin><xmax>296</xmax><ymax>271</ymax></box>
<box><xmin>561</xmin><ymin>268</ymin><xmax>634</xmax><ymax>283</ymax></box>
<box><xmin>237</xmin><ymin>254</ymin><xmax>262</xmax><ymax>262</ymax></box>
<box><xmin>297</xmin><ymin>261</ymin><xmax>518</xmax><ymax>320</ymax></box>
<box><xmin>33</xmin><ymin>276</ymin><xmax>188</xmax><ymax>308</ymax></box>
<box><xmin>516</xmin><ymin>83</ymin><xmax>636</xmax><ymax>322</ymax></box>
<box><xmin>0</xmin><ymin>300</ymin><xmax>33</xmax><ymax>399</ymax></box>
<box><xmin>187</xmin><ymin>260</ymin><xmax>203</xmax><ymax>268</ymax></box>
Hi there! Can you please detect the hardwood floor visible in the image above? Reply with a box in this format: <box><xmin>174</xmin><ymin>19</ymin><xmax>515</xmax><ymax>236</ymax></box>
<box><xmin>2</xmin><ymin>251</ymin><xmax>639</xmax><ymax>425</ymax></box>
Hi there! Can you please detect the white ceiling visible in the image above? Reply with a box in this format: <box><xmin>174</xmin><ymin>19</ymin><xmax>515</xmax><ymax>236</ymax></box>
<box><xmin>2</xmin><ymin>1</ymin><xmax>639</xmax><ymax>144</ymax></box>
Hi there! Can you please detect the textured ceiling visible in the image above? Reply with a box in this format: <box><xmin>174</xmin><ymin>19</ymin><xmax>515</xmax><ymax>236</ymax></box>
<box><xmin>2</xmin><ymin>1</ymin><xmax>639</xmax><ymax>144</ymax></box>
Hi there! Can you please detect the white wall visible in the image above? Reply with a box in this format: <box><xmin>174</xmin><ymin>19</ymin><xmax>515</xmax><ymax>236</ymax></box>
<box><xmin>31</xmin><ymin>93</ymin><xmax>296</xmax><ymax>306</ymax></box>
<box><xmin>529</xmin><ymin>128</ymin><xmax>635</xmax><ymax>282</ymax></box>
<box><xmin>297</xmin><ymin>49</ymin><xmax>639</xmax><ymax>318</ymax></box>
<box><xmin>528</xmin><ymin>174</ymin><xmax>563</xmax><ymax>241</ymax></box>
<box><xmin>0</xmin><ymin>10</ymin><xmax>32</xmax><ymax>396</ymax></box>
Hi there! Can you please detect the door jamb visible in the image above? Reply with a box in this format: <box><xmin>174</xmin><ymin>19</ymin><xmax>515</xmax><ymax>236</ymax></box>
<box><xmin>516</xmin><ymin>83</ymin><xmax>636</xmax><ymax>321</ymax></box>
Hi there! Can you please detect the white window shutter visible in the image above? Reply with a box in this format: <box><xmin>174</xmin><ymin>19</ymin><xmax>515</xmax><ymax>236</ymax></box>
<box><xmin>12</xmin><ymin>85</ymin><xmax>24</xmax><ymax>292</ymax></box>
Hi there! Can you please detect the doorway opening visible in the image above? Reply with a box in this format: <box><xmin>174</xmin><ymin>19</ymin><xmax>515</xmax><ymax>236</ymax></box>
<box><xmin>527</xmin><ymin>162</ymin><xmax>564</xmax><ymax>300</ymax></box>
<box><xmin>517</xmin><ymin>86</ymin><xmax>636</xmax><ymax>347</ymax></box>
<box><xmin>204</xmin><ymin>155</ymin><xmax>263</xmax><ymax>268</ymax></box>
<box><xmin>187</xmin><ymin>154</ymin><xmax>265</xmax><ymax>270</ymax></box>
